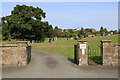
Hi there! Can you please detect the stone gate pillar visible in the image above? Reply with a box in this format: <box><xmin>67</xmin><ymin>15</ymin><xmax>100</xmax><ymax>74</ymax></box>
<box><xmin>17</xmin><ymin>41</ymin><xmax>28</xmax><ymax>66</ymax></box>
<box><xmin>100</xmin><ymin>40</ymin><xmax>112</xmax><ymax>65</ymax></box>
<box><xmin>17</xmin><ymin>41</ymin><xmax>28</xmax><ymax>47</ymax></box>
<box><xmin>78</xmin><ymin>40</ymin><xmax>88</xmax><ymax>66</ymax></box>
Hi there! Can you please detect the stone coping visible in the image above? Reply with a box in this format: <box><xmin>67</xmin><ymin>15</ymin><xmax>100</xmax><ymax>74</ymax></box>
<box><xmin>78</xmin><ymin>40</ymin><xmax>87</xmax><ymax>42</ymax></box>
<box><xmin>100</xmin><ymin>40</ymin><xmax>112</xmax><ymax>43</ymax></box>
<box><xmin>0</xmin><ymin>44</ymin><xmax>17</xmax><ymax>47</ymax></box>
<box><xmin>17</xmin><ymin>41</ymin><xmax>28</xmax><ymax>43</ymax></box>
<box><xmin>0</xmin><ymin>41</ymin><xmax>29</xmax><ymax>47</ymax></box>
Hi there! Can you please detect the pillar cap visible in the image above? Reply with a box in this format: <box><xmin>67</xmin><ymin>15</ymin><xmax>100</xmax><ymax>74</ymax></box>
<box><xmin>78</xmin><ymin>40</ymin><xmax>87</xmax><ymax>42</ymax></box>
<box><xmin>100</xmin><ymin>40</ymin><xmax>112</xmax><ymax>43</ymax></box>
<box><xmin>17</xmin><ymin>41</ymin><xmax>28</xmax><ymax>44</ymax></box>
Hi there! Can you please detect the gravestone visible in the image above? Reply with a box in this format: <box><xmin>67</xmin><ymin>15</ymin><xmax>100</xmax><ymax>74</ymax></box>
<box><xmin>32</xmin><ymin>40</ymin><xmax>35</xmax><ymax>44</ymax></box>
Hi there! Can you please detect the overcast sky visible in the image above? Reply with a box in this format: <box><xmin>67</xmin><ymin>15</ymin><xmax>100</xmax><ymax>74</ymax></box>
<box><xmin>1</xmin><ymin>2</ymin><xmax>118</xmax><ymax>31</ymax></box>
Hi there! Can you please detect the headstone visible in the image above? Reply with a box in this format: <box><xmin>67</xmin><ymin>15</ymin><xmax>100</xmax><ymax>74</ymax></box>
<box><xmin>49</xmin><ymin>38</ymin><xmax>52</xmax><ymax>43</ymax></box>
<box><xmin>32</xmin><ymin>40</ymin><xmax>35</xmax><ymax>44</ymax></box>
<box><xmin>56</xmin><ymin>37</ymin><xmax>57</xmax><ymax>41</ymax></box>
<box><xmin>53</xmin><ymin>37</ymin><xmax>54</xmax><ymax>41</ymax></box>
<box><xmin>28</xmin><ymin>41</ymin><xmax>30</xmax><ymax>44</ymax></box>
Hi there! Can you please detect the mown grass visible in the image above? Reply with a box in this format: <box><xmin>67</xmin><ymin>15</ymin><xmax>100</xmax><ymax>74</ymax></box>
<box><xmin>82</xmin><ymin>34</ymin><xmax>118</xmax><ymax>49</ymax></box>
<box><xmin>31</xmin><ymin>38</ymin><xmax>77</xmax><ymax>58</ymax></box>
<box><xmin>31</xmin><ymin>34</ymin><xmax>119</xmax><ymax>58</ymax></box>
<box><xmin>84</xmin><ymin>34</ymin><xmax>119</xmax><ymax>64</ymax></box>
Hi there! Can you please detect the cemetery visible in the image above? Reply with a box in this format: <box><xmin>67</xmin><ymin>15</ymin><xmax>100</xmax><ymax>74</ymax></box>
<box><xmin>1</xmin><ymin>3</ymin><xmax>119</xmax><ymax>78</ymax></box>
<box><xmin>1</xmin><ymin>34</ymin><xmax>119</xmax><ymax>66</ymax></box>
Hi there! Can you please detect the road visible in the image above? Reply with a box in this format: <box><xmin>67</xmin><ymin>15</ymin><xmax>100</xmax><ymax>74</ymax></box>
<box><xmin>2</xmin><ymin>49</ymin><xmax>118</xmax><ymax>78</ymax></box>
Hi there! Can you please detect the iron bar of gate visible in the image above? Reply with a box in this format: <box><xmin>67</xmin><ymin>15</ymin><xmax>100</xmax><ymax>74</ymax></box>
<box><xmin>88</xmin><ymin>46</ymin><xmax>89</xmax><ymax>64</ymax></box>
<box><xmin>100</xmin><ymin>46</ymin><xmax>103</xmax><ymax>65</ymax></box>
<box><xmin>88</xmin><ymin>45</ymin><xmax>103</xmax><ymax>65</ymax></box>
<box><xmin>95</xmin><ymin>49</ymin><xmax>96</xmax><ymax>57</ymax></box>
<box><xmin>74</xmin><ymin>44</ymin><xmax>78</xmax><ymax>64</ymax></box>
<box><xmin>27</xmin><ymin>46</ymin><xmax>31</xmax><ymax>64</ymax></box>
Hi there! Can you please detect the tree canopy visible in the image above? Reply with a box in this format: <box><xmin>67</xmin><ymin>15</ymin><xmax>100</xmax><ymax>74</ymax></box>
<box><xmin>1</xmin><ymin>5</ymin><xmax>53</xmax><ymax>42</ymax></box>
<box><xmin>52</xmin><ymin>26</ymin><xmax>62</xmax><ymax>37</ymax></box>
<box><xmin>78</xmin><ymin>27</ymin><xmax>85</xmax><ymax>37</ymax></box>
<box><xmin>100</xmin><ymin>26</ymin><xmax>108</xmax><ymax>34</ymax></box>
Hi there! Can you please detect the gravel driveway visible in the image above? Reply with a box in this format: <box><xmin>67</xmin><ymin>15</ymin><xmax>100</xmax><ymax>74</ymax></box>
<box><xmin>2</xmin><ymin>49</ymin><xmax>118</xmax><ymax>78</ymax></box>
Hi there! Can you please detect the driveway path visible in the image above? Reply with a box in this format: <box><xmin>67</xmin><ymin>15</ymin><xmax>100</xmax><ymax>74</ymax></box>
<box><xmin>2</xmin><ymin>49</ymin><xmax>118</xmax><ymax>78</ymax></box>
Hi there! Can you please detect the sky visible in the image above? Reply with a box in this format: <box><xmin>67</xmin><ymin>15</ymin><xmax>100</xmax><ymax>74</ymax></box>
<box><xmin>1</xmin><ymin>2</ymin><xmax>118</xmax><ymax>31</ymax></box>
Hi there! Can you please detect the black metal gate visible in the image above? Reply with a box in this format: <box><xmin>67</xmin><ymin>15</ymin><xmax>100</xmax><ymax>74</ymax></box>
<box><xmin>74</xmin><ymin>44</ymin><xmax>79</xmax><ymax>64</ymax></box>
<box><xmin>88</xmin><ymin>45</ymin><xmax>102</xmax><ymax>65</ymax></box>
<box><xmin>27</xmin><ymin>46</ymin><xmax>31</xmax><ymax>64</ymax></box>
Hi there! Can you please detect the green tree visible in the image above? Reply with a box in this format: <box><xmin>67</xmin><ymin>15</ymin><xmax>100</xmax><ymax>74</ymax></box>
<box><xmin>103</xmin><ymin>28</ymin><xmax>108</xmax><ymax>33</ymax></box>
<box><xmin>0</xmin><ymin>22</ymin><xmax>2</xmax><ymax>27</ymax></box>
<box><xmin>1</xmin><ymin>5</ymin><xmax>53</xmax><ymax>42</ymax></box>
<box><xmin>78</xmin><ymin>27</ymin><xmax>85</xmax><ymax>37</ymax></box>
<box><xmin>0</xmin><ymin>22</ymin><xmax>2</xmax><ymax>35</ymax></box>
<box><xmin>52</xmin><ymin>26</ymin><xmax>62</xmax><ymax>37</ymax></box>
<box><xmin>85</xmin><ymin>28</ymin><xmax>91</xmax><ymax>33</ymax></box>
<box><xmin>68</xmin><ymin>29</ymin><xmax>73</xmax><ymax>33</ymax></box>
<box><xmin>61</xmin><ymin>31</ymin><xmax>70</xmax><ymax>38</ymax></box>
<box><xmin>100</xmin><ymin>26</ymin><xmax>104</xmax><ymax>34</ymax></box>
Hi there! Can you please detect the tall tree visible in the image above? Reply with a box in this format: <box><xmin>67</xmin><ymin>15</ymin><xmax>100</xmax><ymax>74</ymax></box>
<box><xmin>100</xmin><ymin>26</ymin><xmax>104</xmax><ymax>33</ymax></box>
<box><xmin>52</xmin><ymin>26</ymin><xmax>62</xmax><ymax>37</ymax></box>
<box><xmin>1</xmin><ymin>5</ymin><xmax>53</xmax><ymax>42</ymax></box>
<box><xmin>103</xmin><ymin>28</ymin><xmax>108</xmax><ymax>33</ymax></box>
<box><xmin>78</xmin><ymin>27</ymin><xmax>85</xmax><ymax>37</ymax></box>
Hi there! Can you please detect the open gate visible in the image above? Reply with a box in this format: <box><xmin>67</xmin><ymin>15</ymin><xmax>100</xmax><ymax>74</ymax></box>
<box><xmin>74</xmin><ymin>44</ymin><xmax>79</xmax><ymax>64</ymax></box>
<box><xmin>27</xmin><ymin>46</ymin><xmax>31</xmax><ymax>64</ymax></box>
<box><xmin>88</xmin><ymin>45</ymin><xmax>103</xmax><ymax>65</ymax></box>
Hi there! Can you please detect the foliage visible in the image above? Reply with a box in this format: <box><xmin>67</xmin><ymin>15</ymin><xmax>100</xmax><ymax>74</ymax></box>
<box><xmin>1</xmin><ymin>5</ymin><xmax>53</xmax><ymax>42</ymax></box>
<box><xmin>103</xmin><ymin>28</ymin><xmax>108</xmax><ymax>33</ymax></box>
<box><xmin>52</xmin><ymin>26</ymin><xmax>62</xmax><ymax>37</ymax></box>
<box><xmin>68</xmin><ymin>29</ymin><xmax>73</xmax><ymax>33</ymax></box>
<box><xmin>100</xmin><ymin>26</ymin><xmax>108</xmax><ymax>34</ymax></box>
<box><xmin>61</xmin><ymin>31</ymin><xmax>70</xmax><ymax>38</ymax></box>
<box><xmin>100</xmin><ymin>26</ymin><xmax>104</xmax><ymax>33</ymax></box>
<box><xmin>0</xmin><ymin>22</ymin><xmax>1</xmax><ymax>35</ymax></box>
<box><xmin>0</xmin><ymin>22</ymin><xmax>2</xmax><ymax>27</ymax></box>
<box><xmin>85</xmin><ymin>28</ymin><xmax>91</xmax><ymax>33</ymax></box>
<box><xmin>78</xmin><ymin>27</ymin><xmax>85</xmax><ymax>37</ymax></box>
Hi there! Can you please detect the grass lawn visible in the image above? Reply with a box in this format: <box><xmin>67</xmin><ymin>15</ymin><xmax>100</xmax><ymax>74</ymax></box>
<box><xmin>31</xmin><ymin>34</ymin><xmax>119</xmax><ymax>58</ymax></box>
<box><xmin>31</xmin><ymin>38</ymin><xmax>77</xmax><ymax>58</ymax></box>
<box><xmin>82</xmin><ymin>34</ymin><xmax>118</xmax><ymax>49</ymax></box>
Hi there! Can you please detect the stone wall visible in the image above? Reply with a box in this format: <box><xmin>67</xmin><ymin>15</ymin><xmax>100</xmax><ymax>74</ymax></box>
<box><xmin>77</xmin><ymin>40</ymin><xmax>119</xmax><ymax>66</ymax></box>
<box><xmin>1</xmin><ymin>41</ymin><xmax>30</xmax><ymax>66</ymax></box>
<box><xmin>101</xmin><ymin>40</ymin><xmax>119</xmax><ymax>66</ymax></box>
